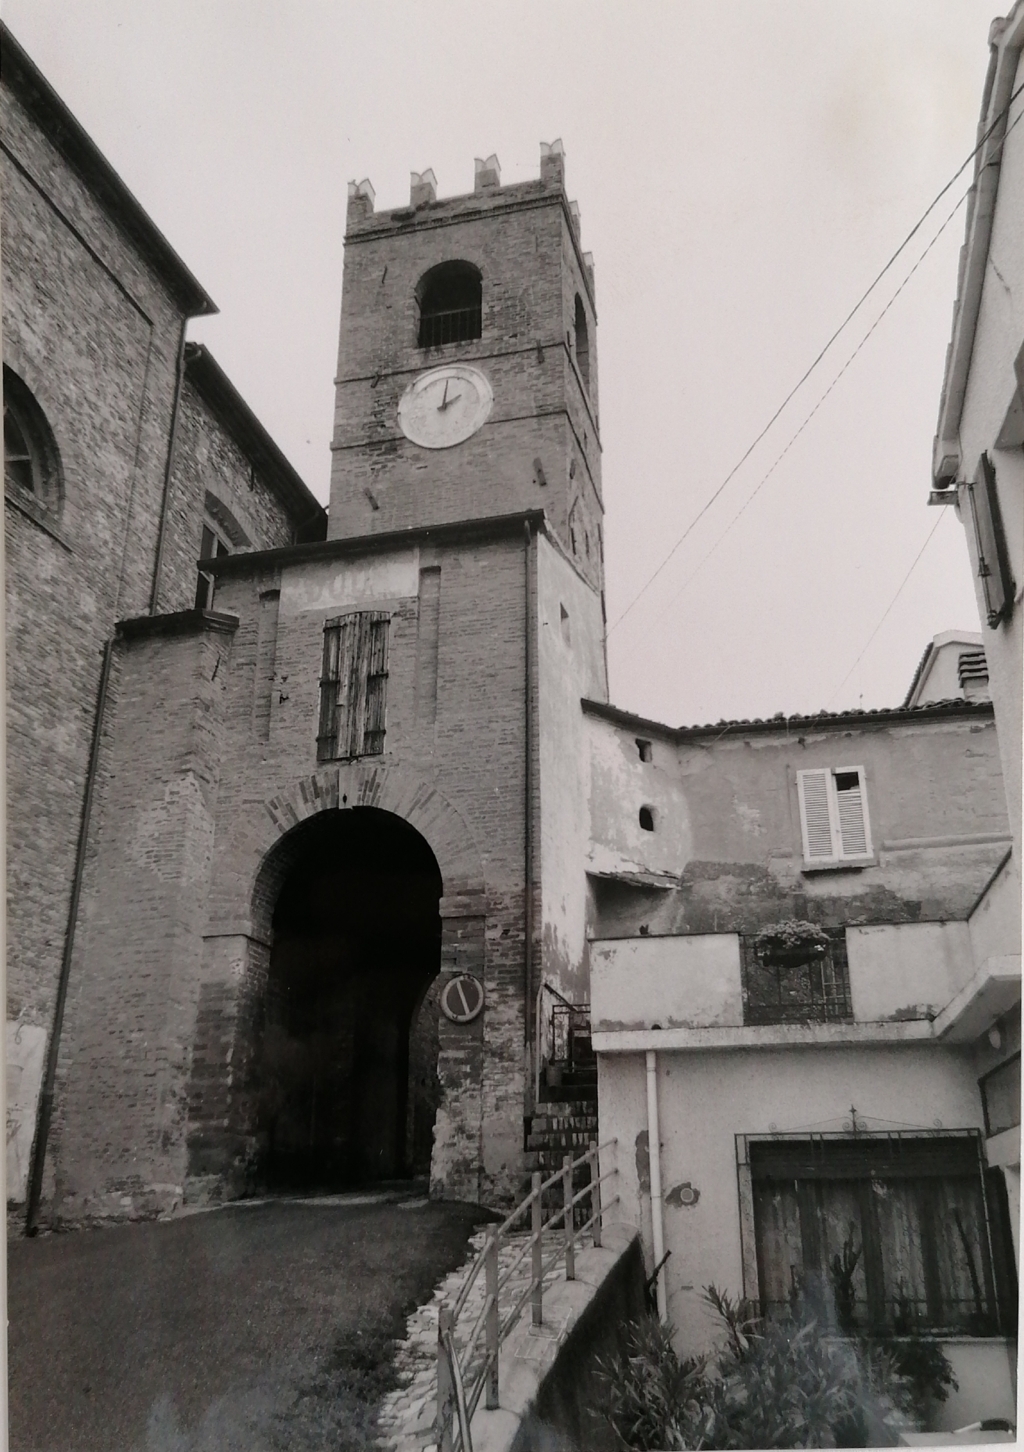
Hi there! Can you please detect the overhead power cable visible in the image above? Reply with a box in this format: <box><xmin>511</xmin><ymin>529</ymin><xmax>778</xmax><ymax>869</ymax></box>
<box><xmin>608</xmin><ymin>75</ymin><xmax>1024</xmax><ymax>637</ymax></box>
<box><xmin>825</xmin><ymin>510</ymin><xmax>947</xmax><ymax>709</ymax></box>
<box><xmin>637</xmin><ymin>186</ymin><xmax>970</xmax><ymax>635</ymax></box>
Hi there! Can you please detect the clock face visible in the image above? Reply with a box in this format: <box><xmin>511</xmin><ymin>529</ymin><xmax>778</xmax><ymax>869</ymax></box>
<box><xmin>397</xmin><ymin>364</ymin><xmax>493</xmax><ymax>449</ymax></box>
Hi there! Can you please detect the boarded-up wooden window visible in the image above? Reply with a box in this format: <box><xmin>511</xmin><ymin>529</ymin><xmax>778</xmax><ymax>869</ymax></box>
<box><xmin>965</xmin><ymin>454</ymin><xmax>1015</xmax><ymax>627</ymax></box>
<box><xmin>317</xmin><ymin>611</ymin><xmax>390</xmax><ymax>761</ymax></box>
<box><xmin>749</xmin><ymin>1134</ymin><xmax>1014</xmax><ymax>1336</ymax></box>
<box><xmin>194</xmin><ymin>521</ymin><xmax>230</xmax><ymax>611</ymax></box>
<box><xmin>797</xmin><ymin>767</ymin><xmax>872</xmax><ymax>866</ymax></box>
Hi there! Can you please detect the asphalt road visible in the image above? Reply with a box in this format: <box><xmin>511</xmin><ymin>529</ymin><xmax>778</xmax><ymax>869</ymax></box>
<box><xmin>8</xmin><ymin>1191</ymin><xmax>489</xmax><ymax>1452</ymax></box>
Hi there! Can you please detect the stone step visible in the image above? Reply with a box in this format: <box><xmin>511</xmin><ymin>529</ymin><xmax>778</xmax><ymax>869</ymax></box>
<box><xmin>528</xmin><ymin>1113</ymin><xmax>598</xmax><ymax>1134</ymax></box>
<box><xmin>536</xmin><ymin>1084</ymin><xmax>597</xmax><ymax>1105</ymax></box>
<box><xmin>528</xmin><ymin>1128</ymin><xmax>598</xmax><ymax>1148</ymax></box>
<box><xmin>523</xmin><ymin>1149</ymin><xmax>596</xmax><ymax>1173</ymax></box>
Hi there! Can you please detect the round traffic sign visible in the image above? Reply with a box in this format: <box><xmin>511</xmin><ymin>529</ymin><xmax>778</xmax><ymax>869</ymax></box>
<box><xmin>440</xmin><ymin>973</ymin><xmax>484</xmax><ymax>1024</ymax></box>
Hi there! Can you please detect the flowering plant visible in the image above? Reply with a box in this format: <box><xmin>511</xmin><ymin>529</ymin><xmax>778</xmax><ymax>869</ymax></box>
<box><xmin>753</xmin><ymin>919</ymin><xmax>830</xmax><ymax>960</ymax></box>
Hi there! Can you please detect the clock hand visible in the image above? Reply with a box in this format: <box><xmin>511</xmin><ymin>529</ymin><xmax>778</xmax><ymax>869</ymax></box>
<box><xmin>438</xmin><ymin>379</ymin><xmax>449</xmax><ymax>411</ymax></box>
<box><xmin>439</xmin><ymin>392</ymin><xmax>462</xmax><ymax>411</ymax></box>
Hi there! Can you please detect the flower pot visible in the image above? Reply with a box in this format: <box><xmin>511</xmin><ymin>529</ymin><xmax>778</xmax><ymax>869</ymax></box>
<box><xmin>757</xmin><ymin>946</ymin><xmax>826</xmax><ymax>968</ymax></box>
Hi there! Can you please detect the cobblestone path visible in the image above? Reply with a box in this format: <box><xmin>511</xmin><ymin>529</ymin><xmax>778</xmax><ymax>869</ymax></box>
<box><xmin>377</xmin><ymin>1227</ymin><xmax>592</xmax><ymax>1451</ymax></box>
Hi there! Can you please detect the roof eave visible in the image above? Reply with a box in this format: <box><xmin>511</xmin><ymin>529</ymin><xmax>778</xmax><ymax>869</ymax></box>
<box><xmin>581</xmin><ymin>695</ymin><xmax>995</xmax><ymax>742</ymax></box>
<box><xmin>1</xmin><ymin>22</ymin><xmax>217</xmax><ymax>319</ymax></box>
<box><xmin>932</xmin><ymin>1</ymin><xmax>1024</xmax><ymax>486</ymax></box>
<box><xmin>203</xmin><ymin>508</ymin><xmax>548</xmax><ymax>577</ymax></box>
<box><xmin>183</xmin><ymin>344</ymin><xmax>324</xmax><ymax>531</ymax></box>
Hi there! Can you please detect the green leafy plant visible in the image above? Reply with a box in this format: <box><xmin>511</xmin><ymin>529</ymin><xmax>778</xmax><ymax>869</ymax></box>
<box><xmin>867</xmin><ymin>1338</ymin><xmax>958</xmax><ymax>1416</ymax></box>
<box><xmin>706</xmin><ymin>1285</ymin><xmax>868</xmax><ymax>1448</ymax></box>
<box><xmin>596</xmin><ymin>1314</ymin><xmax>715</xmax><ymax>1450</ymax></box>
<box><xmin>597</xmin><ymin>1285</ymin><xmax>957</xmax><ymax>1449</ymax></box>
<box><xmin>753</xmin><ymin>920</ymin><xmax>830</xmax><ymax>961</ymax></box>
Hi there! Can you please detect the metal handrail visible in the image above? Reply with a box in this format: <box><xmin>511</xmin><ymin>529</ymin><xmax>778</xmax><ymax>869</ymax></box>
<box><xmin>437</xmin><ymin>1138</ymin><xmax>617</xmax><ymax>1452</ymax></box>
<box><xmin>533</xmin><ymin>981</ymin><xmax>591</xmax><ymax>1100</ymax></box>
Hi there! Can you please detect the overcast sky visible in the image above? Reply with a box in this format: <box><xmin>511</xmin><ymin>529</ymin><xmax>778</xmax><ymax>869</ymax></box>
<box><xmin>7</xmin><ymin>1</ymin><xmax>1001</xmax><ymax>725</ymax></box>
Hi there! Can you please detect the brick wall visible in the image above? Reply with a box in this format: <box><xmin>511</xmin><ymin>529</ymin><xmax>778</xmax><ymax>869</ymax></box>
<box><xmin>329</xmin><ymin>172</ymin><xmax>603</xmax><ymax>590</ymax></box>
<box><xmin>46</xmin><ymin>615</ymin><xmax>237</xmax><ymax>1224</ymax></box>
<box><xmin>2</xmin><ymin>80</ymin><xmax>188</xmax><ymax>1069</ymax></box>
<box><xmin>157</xmin><ymin>379</ymin><xmax>299</xmax><ymax>615</ymax></box>
<box><xmin>3</xmin><ymin>71</ymin><xmax>325</xmax><ymax>1213</ymax></box>
<box><xmin>45</xmin><ymin>523</ymin><xmax>545</xmax><ymax>1217</ymax></box>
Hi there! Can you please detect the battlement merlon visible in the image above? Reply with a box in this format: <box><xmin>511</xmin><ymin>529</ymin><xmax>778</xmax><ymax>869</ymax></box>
<box><xmin>344</xmin><ymin>140</ymin><xmax>595</xmax><ymax>303</ymax></box>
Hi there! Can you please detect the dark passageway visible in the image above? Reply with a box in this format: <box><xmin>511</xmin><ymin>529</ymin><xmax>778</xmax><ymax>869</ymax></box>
<box><xmin>257</xmin><ymin>808</ymin><xmax>443</xmax><ymax>1190</ymax></box>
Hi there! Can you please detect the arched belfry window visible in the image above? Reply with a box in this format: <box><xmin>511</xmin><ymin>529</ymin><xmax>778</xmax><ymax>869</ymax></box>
<box><xmin>417</xmin><ymin>261</ymin><xmax>482</xmax><ymax>347</ymax></box>
<box><xmin>573</xmin><ymin>294</ymin><xmax>590</xmax><ymax>391</ymax></box>
<box><xmin>3</xmin><ymin>367</ymin><xmax>62</xmax><ymax>511</ymax></box>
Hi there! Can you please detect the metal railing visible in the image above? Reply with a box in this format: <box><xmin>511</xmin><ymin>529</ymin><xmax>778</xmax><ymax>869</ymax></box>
<box><xmin>436</xmin><ymin>1139</ymin><xmax>618</xmax><ymax>1452</ymax></box>
<box><xmin>418</xmin><ymin>305</ymin><xmax>482</xmax><ymax>348</ymax></box>
<box><xmin>534</xmin><ymin>982</ymin><xmax>591</xmax><ymax>1101</ymax></box>
<box><xmin>550</xmin><ymin>999</ymin><xmax>593</xmax><ymax>1067</ymax></box>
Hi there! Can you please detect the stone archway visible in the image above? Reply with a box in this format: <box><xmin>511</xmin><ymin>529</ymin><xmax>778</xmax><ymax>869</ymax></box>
<box><xmin>256</xmin><ymin>762</ymin><xmax>485</xmax><ymax>938</ymax></box>
<box><xmin>185</xmin><ymin>763</ymin><xmax>487</xmax><ymax>1203</ymax></box>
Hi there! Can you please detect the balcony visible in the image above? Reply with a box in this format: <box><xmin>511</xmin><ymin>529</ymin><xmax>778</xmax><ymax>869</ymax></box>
<box><xmin>740</xmin><ymin>929</ymin><xmax>853</xmax><ymax>1026</ymax></box>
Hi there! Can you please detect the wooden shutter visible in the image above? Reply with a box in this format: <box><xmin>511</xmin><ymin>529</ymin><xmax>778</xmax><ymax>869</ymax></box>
<box><xmin>966</xmin><ymin>454</ymin><xmax>1015</xmax><ymax>626</ymax></box>
<box><xmin>834</xmin><ymin>768</ymin><xmax>870</xmax><ymax>858</ymax></box>
<box><xmin>362</xmin><ymin>612</ymin><xmax>390</xmax><ymax>755</ymax></box>
<box><xmin>317</xmin><ymin>611</ymin><xmax>389</xmax><ymax>762</ymax></box>
<box><xmin>797</xmin><ymin>769</ymin><xmax>834</xmax><ymax>862</ymax></box>
<box><xmin>337</xmin><ymin>613</ymin><xmax>364</xmax><ymax>758</ymax></box>
<box><xmin>317</xmin><ymin>618</ymin><xmax>345</xmax><ymax>761</ymax></box>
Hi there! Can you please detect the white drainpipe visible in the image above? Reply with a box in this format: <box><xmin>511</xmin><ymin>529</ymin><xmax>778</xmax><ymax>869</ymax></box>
<box><xmin>645</xmin><ymin>1049</ymin><xmax>668</xmax><ymax>1321</ymax></box>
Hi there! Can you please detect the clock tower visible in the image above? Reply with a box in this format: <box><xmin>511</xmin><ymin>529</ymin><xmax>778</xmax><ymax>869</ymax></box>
<box><xmin>329</xmin><ymin>144</ymin><xmax>604</xmax><ymax>597</ymax></box>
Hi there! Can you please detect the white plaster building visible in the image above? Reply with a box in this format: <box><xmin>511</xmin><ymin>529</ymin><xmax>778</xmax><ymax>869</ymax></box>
<box><xmin>589</xmin><ymin>9</ymin><xmax>1024</xmax><ymax>1428</ymax></box>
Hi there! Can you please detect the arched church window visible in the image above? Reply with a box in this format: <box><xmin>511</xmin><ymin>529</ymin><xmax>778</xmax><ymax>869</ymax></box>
<box><xmin>3</xmin><ymin>367</ymin><xmax>62</xmax><ymax>510</ymax></box>
<box><xmin>573</xmin><ymin>294</ymin><xmax>590</xmax><ymax>392</ymax></box>
<box><xmin>417</xmin><ymin>261</ymin><xmax>482</xmax><ymax>347</ymax></box>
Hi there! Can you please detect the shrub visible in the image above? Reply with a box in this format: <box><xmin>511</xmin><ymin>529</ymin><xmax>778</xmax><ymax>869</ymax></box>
<box><xmin>597</xmin><ymin>1286</ymin><xmax>956</xmax><ymax>1449</ymax></box>
<box><xmin>596</xmin><ymin>1314</ymin><xmax>715</xmax><ymax>1450</ymax></box>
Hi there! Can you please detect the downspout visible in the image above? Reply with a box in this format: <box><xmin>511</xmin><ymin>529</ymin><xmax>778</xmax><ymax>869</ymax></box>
<box><xmin>149</xmin><ymin>318</ymin><xmax>189</xmax><ymax>614</ymax></box>
<box><xmin>646</xmin><ymin>1049</ymin><xmax>668</xmax><ymax>1321</ymax></box>
<box><xmin>25</xmin><ymin>639</ymin><xmax>115</xmax><ymax>1233</ymax></box>
<box><xmin>524</xmin><ymin>521</ymin><xmax>535</xmax><ymax>1113</ymax></box>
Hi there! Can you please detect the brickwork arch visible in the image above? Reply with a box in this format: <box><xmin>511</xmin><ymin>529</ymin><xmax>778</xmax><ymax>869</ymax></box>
<box><xmin>253</xmin><ymin>760</ymin><xmax>485</xmax><ymax>941</ymax></box>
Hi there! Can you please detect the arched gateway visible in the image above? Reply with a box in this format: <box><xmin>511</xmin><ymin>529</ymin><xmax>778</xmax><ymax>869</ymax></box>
<box><xmin>257</xmin><ymin>806</ymin><xmax>442</xmax><ymax>1188</ymax></box>
<box><xmin>184</xmin><ymin>763</ymin><xmax>488</xmax><ymax>1203</ymax></box>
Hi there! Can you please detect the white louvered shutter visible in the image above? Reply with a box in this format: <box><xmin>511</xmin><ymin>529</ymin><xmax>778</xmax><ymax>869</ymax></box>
<box><xmin>797</xmin><ymin>769</ymin><xmax>835</xmax><ymax>862</ymax></box>
<box><xmin>834</xmin><ymin>769</ymin><xmax>870</xmax><ymax>858</ymax></box>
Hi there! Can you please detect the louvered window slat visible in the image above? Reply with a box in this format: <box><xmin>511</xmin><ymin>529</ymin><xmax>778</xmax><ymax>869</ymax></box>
<box><xmin>798</xmin><ymin>769</ymin><xmax>834</xmax><ymax>860</ymax></box>
<box><xmin>797</xmin><ymin>766</ymin><xmax>871</xmax><ymax>864</ymax></box>
<box><xmin>316</xmin><ymin>611</ymin><xmax>390</xmax><ymax>763</ymax></box>
<box><xmin>835</xmin><ymin>779</ymin><xmax>868</xmax><ymax>857</ymax></box>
